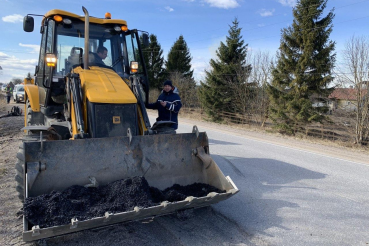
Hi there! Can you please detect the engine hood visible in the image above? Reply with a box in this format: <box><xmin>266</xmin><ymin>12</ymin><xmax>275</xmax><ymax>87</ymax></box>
<box><xmin>73</xmin><ymin>66</ymin><xmax>137</xmax><ymax>104</ymax></box>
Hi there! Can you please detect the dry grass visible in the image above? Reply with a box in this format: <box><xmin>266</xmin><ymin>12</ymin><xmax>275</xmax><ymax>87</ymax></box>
<box><xmin>179</xmin><ymin>107</ymin><xmax>369</xmax><ymax>152</ymax></box>
<box><xmin>0</xmin><ymin>167</ymin><xmax>7</xmax><ymax>177</ymax></box>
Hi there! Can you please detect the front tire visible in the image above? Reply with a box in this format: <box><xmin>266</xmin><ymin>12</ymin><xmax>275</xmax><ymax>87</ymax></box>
<box><xmin>15</xmin><ymin>143</ymin><xmax>25</xmax><ymax>201</ymax></box>
<box><xmin>16</xmin><ymin>100</ymin><xmax>45</xmax><ymax>202</ymax></box>
<box><xmin>26</xmin><ymin>99</ymin><xmax>44</xmax><ymax>128</ymax></box>
<box><xmin>15</xmin><ymin>134</ymin><xmax>48</xmax><ymax>202</ymax></box>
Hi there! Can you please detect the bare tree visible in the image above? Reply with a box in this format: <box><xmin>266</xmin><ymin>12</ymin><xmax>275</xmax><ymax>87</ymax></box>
<box><xmin>226</xmin><ymin>51</ymin><xmax>273</xmax><ymax>126</ymax></box>
<box><xmin>169</xmin><ymin>71</ymin><xmax>198</xmax><ymax>109</ymax></box>
<box><xmin>149</xmin><ymin>88</ymin><xmax>161</xmax><ymax>104</ymax></box>
<box><xmin>226</xmin><ymin>63</ymin><xmax>252</xmax><ymax>120</ymax></box>
<box><xmin>249</xmin><ymin>51</ymin><xmax>273</xmax><ymax>126</ymax></box>
<box><xmin>338</xmin><ymin>36</ymin><xmax>369</xmax><ymax>144</ymax></box>
<box><xmin>11</xmin><ymin>78</ymin><xmax>23</xmax><ymax>85</ymax></box>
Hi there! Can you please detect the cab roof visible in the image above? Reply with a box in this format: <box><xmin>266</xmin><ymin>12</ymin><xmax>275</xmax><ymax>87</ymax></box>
<box><xmin>43</xmin><ymin>9</ymin><xmax>127</xmax><ymax>26</ymax></box>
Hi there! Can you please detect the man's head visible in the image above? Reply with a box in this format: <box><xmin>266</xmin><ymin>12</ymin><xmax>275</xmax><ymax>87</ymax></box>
<box><xmin>163</xmin><ymin>80</ymin><xmax>173</xmax><ymax>92</ymax></box>
<box><xmin>97</xmin><ymin>46</ymin><xmax>108</xmax><ymax>60</ymax></box>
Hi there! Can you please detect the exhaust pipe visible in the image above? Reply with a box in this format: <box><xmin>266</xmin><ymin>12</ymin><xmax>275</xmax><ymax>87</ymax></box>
<box><xmin>82</xmin><ymin>6</ymin><xmax>89</xmax><ymax>69</ymax></box>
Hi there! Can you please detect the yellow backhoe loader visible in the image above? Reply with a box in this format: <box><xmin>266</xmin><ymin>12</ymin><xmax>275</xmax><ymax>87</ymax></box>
<box><xmin>17</xmin><ymin>7</ymin><xmax>239</xmax><ymax>241</ymax></box>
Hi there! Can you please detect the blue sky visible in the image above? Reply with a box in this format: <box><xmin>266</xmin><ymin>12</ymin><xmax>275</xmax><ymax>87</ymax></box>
<box><xmin>0</xmin><ymin>0</ymin><xmax>368</xmax><ymax>84</ymax></box>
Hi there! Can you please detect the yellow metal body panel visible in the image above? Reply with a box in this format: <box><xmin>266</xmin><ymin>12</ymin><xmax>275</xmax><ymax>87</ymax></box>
<box><xmin>24</xmin><ymin>78</ymin><xmax>34</xmax><ymax>85</ymax></box>
<box><xmin>24</xmin><ymin>85</ymin><xmax>40</xmax><ymax>112</ymax></box>
<box><xmin>73</xmin><ymin>67</ymin><xmax>137</xmax><ymax>104</ymax></box>
<box><xmin>70</xmin><ymin>96</ymin><xmax>78</xmax><ymax>140</ymax></box>
<box><xmin>43</xmin><ymin>9</ymin><xmax>127</xmax><ymax>26</ymax></box>
<box><xmin>71</xmin><ymin>66</ymin><xmax>137</xmax><ymax>135</ymax></box>
<box><xmin>24</xmin><ymin>102</ymin><xmax>27</xmax><ymax>130</ymax></box>
<box><xmin>137</xmin><ymin>107</ymin><xmax>148</xmax><ymax>135</ymax></box>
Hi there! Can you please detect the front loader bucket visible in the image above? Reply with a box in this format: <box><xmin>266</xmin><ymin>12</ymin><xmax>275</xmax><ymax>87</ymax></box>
<box><xmin>21</xmin><ymin>129</ymin><xmax>239</xmax><ymax>241</ymax></box>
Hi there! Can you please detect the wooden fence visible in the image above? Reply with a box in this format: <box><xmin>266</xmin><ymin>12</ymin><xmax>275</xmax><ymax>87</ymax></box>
<box><xmin>180</xmin><ymin>107</ymin><xmax>368</xmax><ymax>146</ymax></box>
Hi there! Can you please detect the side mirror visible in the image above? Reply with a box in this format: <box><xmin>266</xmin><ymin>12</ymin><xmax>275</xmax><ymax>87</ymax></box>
<box><xmin>23</xmin><ymin>16</ymin><xmax>34</xmax><ymax>32</ymax></box>
<box><xmin>142</xmin><ymin>33</ymin><xmax>149</xmax><ymax>47</ymax></box>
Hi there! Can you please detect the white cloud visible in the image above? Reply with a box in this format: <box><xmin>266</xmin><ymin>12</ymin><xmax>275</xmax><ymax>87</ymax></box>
<box><xmin>19</xmin><ymin>43</ymin><xmax>40</xmax><ymax>53</ymax></box>
<box><xmin>2</xmin><ymin>14</ymin><xmax>23</xmax><ymax>23</ymax></box>
<box><xmin>3</xmin><ymin>59</ymin><xmax>37</xmax><ymax>70</ymax></box>
<box><xmin>278</xmin><ymin>0</ymin><xmax>297</xmax><ymax>7</ymax></box>
<box><xmin>258</xmin><ymin>9</ymin><xmax>275</xmax><ymax>17</ymax></box>
<box><xmin>0</xmin><ymin>52</ymin><xmax>37</xmax><ymax>82</ymax></box>
<box><xmin>165</xmin><ymin>6</ymin><xmax>174</xmax><ymax>12</ymax></box>
<box><xmin>208</xmin><ymin>36</ymin><xmax>226</xmax><ymax>59</ymax></box>
<box><xmin>10</xmin><ymin>72</ymin><xmax>28</xmax><ymax>79</ymax></box>
<box><xmin>0</xmin><ymin>52</ymin><xmax>11</xmax><ymax>60</ymax></box>
<box><xmin>192</xmin><ymin>57</ymin><xmax>210</xmax><ymax>82</ymax></box>
<box><xmin>203</xmin><ymin>0</ymin><xmax>240</xmax><ymax>9</ymax></box>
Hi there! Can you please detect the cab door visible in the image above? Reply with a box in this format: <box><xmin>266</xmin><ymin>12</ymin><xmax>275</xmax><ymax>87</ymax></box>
<box><xmin>35</xmin><ymin>19</ymin><xmax>55</xmax><ymax>106</ymax></box>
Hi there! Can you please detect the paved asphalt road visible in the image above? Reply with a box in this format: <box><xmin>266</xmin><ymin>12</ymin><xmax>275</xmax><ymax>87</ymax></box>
<box><xmin>170</xmin><ymin>116</ymin><xmax>369</xmax><ymax>246</ymax></box>
<box><xmin>3</xmin><ymin>105</ymin><xmax>367</xmax><ymax>246</ymax></box>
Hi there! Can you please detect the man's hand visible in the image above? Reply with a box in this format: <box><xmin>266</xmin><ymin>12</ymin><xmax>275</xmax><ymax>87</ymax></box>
<box><xmin>160</xmin><ymin>101</ymin><xmax>167</xmax><ymax>107</ymax></box>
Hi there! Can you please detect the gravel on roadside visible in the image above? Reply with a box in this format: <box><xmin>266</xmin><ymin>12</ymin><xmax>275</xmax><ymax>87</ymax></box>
<box><xmin>0</xmin><ymin>93</ymin><xmax>30</xmax><ymax>246</ymax></box>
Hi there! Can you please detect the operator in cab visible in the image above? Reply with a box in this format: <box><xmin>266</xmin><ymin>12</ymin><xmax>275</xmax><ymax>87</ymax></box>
<box><xmin>93</xmin><ymin>46</ymin><xmax>108</xmax><ymax>65</ymax></box>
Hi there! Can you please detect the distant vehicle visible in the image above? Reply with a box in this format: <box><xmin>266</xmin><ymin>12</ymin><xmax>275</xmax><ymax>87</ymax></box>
<box><xmin>14</xmin><ymin>85</ymin><xmax>25</xmax><ymax>103</ymax></box>
<box><xmin>13</xmin><ymin>84</ymin><xmax>20</xmax><ymax>99</ymax></box>
<box><xmin>1</xmin><ymin>84</ymin><xmax>7</xmax><ymax>92</ymax></box>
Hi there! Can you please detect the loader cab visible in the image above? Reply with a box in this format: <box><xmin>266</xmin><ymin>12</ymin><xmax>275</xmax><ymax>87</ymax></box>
<box><xmin>27</xmin><ymin>11</ymin><xmax>149</xmax><ymax>109</ymax></box>
<box><xmin>23</xmin><ymin>10</ymin><xmax>151</xmax><ymax>139</ymax></box>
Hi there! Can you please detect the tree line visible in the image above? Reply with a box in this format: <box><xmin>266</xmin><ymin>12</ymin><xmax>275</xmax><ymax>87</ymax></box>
<box><xmin>143</xmin><ymin>0</ymin><xmax>369</xmax><ymax>145</ymax></box>
<box><xmin>5</xmin><ymin>0</ymin><xmax>366</xmax><ymax>145</ymax></box>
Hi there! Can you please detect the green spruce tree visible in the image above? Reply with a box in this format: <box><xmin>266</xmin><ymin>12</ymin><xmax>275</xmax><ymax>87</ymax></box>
<box><xmin>268</xmin><ymin>0</ymin><xmax>335</xmax><ymax>134</ymax></box>
<box><xmin>142</xmin><ymin>34</ymin><xmax>166</xmax><ymax>90</ymax></box>
<box><xmin>199</xmin><ymin>18</ymin><xmax>251</xmax><ymax>120</ymax></box>
<box><xmin>166</xmin><ymin>35</ymin><xmax>194</xmax><ymax>79</ymax></box>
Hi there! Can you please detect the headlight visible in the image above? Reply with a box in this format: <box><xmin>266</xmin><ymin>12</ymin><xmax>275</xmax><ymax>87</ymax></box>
<box><xmin>130</xmin><ymin>61</ymin><xmax>138</xmax><ymax>73</ymax></box>
<box><xmin>63</xmin><ymin>18</ymin><xmax>72</xmax><ymax>25</ymax></box>
<box><xmin>46</xmin><ymin>53</ymin><xmax>57</xmax><ymax>67</ymax></box>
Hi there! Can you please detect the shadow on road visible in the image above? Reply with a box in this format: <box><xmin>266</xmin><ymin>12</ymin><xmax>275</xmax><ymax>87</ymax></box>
<box><xmin>209</xmin><ymin>138</ymin><xmax>242</xmax><ymax>146</ymax></box>
<box><xmin>212</xmin><ymin>155</ymin><xmax>327</xmax><ymax>238</ymax></box>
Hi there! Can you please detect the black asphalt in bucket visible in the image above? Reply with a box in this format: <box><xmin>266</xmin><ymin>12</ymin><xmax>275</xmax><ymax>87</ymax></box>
<box><xmin>24</xmin><ymin>176</ymin><xmax>224</xmax><ymax>228</ymax></box>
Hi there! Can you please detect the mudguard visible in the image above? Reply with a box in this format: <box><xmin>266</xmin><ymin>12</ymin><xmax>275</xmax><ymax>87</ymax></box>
<box><xmin>24</xmin><ymin>84</ymin><xmax>40</xmax><ymax>112</ymax></box>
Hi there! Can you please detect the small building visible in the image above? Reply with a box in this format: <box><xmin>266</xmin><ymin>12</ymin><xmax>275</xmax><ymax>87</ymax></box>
<box><xmin>328</xmin><ymin>88</ymin><xmax>368</xmax><ymax>112</ymax></box>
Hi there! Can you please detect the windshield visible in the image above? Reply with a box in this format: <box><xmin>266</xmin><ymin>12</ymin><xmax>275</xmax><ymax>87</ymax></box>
<box><xmin>54</xmin><ymin>20</ymin><xmax>128</xmax><ymax>77</ymax></box>
<box><xmin>54</xmin><ymin>20</ymin><xmax>143</xmax><ymax>80</ymax></box>
<box><xmin>18</xmin><ymin>86</ymin><xmax>24</xmax><ymax>92</ymax></box>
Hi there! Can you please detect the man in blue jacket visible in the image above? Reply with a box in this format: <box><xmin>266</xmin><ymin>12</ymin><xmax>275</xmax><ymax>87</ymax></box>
<box><xmin>147</xmin><ymin>80</ymin><xmax>182</xmax><ymax>130</ymax></box>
